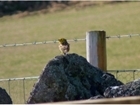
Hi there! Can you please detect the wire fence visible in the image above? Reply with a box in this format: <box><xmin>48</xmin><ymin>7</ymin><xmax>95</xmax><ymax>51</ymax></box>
<box><xmin>0</xmin><ymin>33</ymin><xmax>139</xmax><ymax>48</ymax></box>
<box><xmin>0</xmin><ymin>76</ymin><xmax>38</xmax><ymax>104</ymax></box>
<box><xmin>0</xmin><ymin>33</ymin><xmax>140</xmax><ymax>103</ymax></box>
<box><xmin>0</xmin><ymin>69</ymin><xmax>140</xmax><ymax>104</ymax></box>
<box><xmin>106</xmin><ymin>33</ymin><xmax>140</xmax><ymax>39</ymax></box>
<box><xmin>0</xmin><ymin>38</ymin><xmax>85</xmax><ymax>48</ymax></box>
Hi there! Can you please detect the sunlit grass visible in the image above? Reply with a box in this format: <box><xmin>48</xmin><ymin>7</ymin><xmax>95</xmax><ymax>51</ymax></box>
<box><xmin>0</xmin><ymin>2</ymin><xmax>140</xmax><ymax>79</ymax></box>
<box><xmin>0</xmin><ymin>2</ymin><xmax>140</xmax><ymax>104</ymax></box>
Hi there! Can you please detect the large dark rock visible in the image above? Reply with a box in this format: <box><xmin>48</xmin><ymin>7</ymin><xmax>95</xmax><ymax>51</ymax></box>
<box><xmin>27</xmin><ymin>53</ymin><xmax>123</xmax><ymax>104</ymax></box>
<box><xmin>0</xmin><ymin>87</ymin><xmax>12</xmax><ymax>104</ymax></box>
<box><xmin>104</xmin><ymin>78</ymin><xmax>140</xmax><ymax>98</ymax></box>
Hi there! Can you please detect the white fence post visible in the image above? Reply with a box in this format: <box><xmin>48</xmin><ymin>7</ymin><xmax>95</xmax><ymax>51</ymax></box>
<box><xmin>86</xmin><ymin>30</ymin><xmax>107</xmax><ymax>72</ymax></box>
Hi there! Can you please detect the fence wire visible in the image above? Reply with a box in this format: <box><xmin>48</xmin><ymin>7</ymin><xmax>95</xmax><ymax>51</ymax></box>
<box><xmin>0</xmin><ymin>70</ymin><xmax>140</xmax><ymax>104</ymax></box>
<box><xmin>0</xmin><ymin>38</ymin><xmax>86</xmax><ymax>48</ymax></box>
<box><xmin>0</xmin><ymin>76</ymin><xmax>38</xmax><ymax>104</ymax></box>
<box><xmin>0</xmin><ymin>34</ymin><xmax>139</xmax><ymax>48</ymax></box>
<box><xmin>106</xmin><ymin>33</ymin><xmax>140</xmax><ymax>39</ymax></box>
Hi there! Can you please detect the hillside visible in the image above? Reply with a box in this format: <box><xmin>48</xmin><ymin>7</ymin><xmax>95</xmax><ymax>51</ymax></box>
<box><xmin>0</xmin><ymin>1</ymin><xmax>140</xmax><ymax>78</ymax></box>
<box><xmin>0</xmin><ymin>1</ymin><xmax>123</xmax><ymax>17</ymax></box>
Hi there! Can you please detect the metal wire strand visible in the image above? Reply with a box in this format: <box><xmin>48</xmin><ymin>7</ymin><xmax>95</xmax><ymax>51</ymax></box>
<box><xmin>0</xmin><ymin>38</ymin><xmax>86</xmax><ymax>48</ymax></box>
<box><xmin>0</xmin><ymin>33</ymin><xmax>139</xmax><ymax>48</ymax></box>
<box><xmin>106</xmin><ymin>33</ymin><xmax>140</xmax><ymax>39</ymax></box>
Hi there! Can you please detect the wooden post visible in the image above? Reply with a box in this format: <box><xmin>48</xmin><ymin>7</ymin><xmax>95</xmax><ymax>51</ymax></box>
<box><xmin>86</xmin><ymin>30</ymin><xmax>107</xmax><ymax>72</ymax></box>
<box><xmin>47</xmin><ymin>96</ymin><xmax>140</xmax><ymax>104</ymax></box>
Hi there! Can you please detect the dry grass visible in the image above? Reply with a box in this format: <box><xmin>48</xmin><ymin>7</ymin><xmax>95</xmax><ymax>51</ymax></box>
<box><xmin>0</xmin><ymin>2</ymin><xmax>140</xmax><ymax>78</ymax></box>
<box><xmin>0</xmin><ymin>1</ymin><xmax>140</xmax><ymax>78</ymax></box>
<box><xmin>0</xmin><ymin>2</ymin><xmax>140</xmax><ymax>104</ymax></box>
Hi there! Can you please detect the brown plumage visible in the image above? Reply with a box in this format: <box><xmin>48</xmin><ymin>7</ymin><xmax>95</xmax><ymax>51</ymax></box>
<box><xmin>58</xmin><ymin>38</ymin><xmax>70</xmax><ymax>55</ymax></box>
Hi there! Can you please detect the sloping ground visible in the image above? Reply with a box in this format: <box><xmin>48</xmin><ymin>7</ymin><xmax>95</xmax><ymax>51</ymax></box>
<box><xmin>0</xmin><ymin>2</ymin><xmax>140</xmax><ymax>78</ymax></box>
<box><xmin>0</xmin><ymin>2</ymin><xmax>140</xmax><ymax>104</ymax></box>
<box><xmin>0</xmin><ymin>1</ymin><xmax>124</xmax><ymax>18</ymax></box>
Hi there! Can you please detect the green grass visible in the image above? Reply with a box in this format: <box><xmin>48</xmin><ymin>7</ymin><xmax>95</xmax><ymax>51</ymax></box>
<box><xmin>0</xmin><ymin>2</ymin><xmax>140</xmax><ymax>79</ymax></box>
<box><xmin>0</xmin><ymin>2</ymin><xmax>140</xmax><ymax>103</ymax></box>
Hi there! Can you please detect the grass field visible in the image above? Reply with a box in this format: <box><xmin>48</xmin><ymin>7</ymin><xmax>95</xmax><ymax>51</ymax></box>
<box><xmin>0</xmin><ymin>1</ymin><xmax>140</xmax><ymax>79</ymax></box>
<box><xmin>0</xmin><ymin>2</ymin><xmax>140</xmax><ymax>104</ymax></box>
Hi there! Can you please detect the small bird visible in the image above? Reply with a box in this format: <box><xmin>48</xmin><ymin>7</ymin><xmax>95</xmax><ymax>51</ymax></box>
<box><xmin>58</xmin><ymin>38</ymin><xmax>70</xmax><ymax>55</ymax></box>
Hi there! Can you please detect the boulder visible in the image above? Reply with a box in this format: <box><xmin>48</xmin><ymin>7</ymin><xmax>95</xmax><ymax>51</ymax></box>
<box><xmin>104</xmin><ymin>78</ymin><xmax>140</xmax><ymax>98</ymax></box>
<box><xmin>27</xmin><ymin>53</ymin><xmax>123</xmax><ymax>104</ymax></box>
<box><xmin>0</xmin><ymin>87</ymin><xmax>12</xmax><ymax>104</ymax></box>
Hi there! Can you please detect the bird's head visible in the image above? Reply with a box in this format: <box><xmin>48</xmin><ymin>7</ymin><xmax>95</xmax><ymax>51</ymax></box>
<box><xmin>58</xmin><ymin>38</ymin><xmax>68</xmax><ymax>45</ymax></box>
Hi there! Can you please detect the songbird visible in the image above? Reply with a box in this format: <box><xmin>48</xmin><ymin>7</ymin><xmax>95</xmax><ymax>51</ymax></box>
<box><xmin>58</xmin><ymin>38</ymin><xmax>70</xmax><ymax>55</ymax></box>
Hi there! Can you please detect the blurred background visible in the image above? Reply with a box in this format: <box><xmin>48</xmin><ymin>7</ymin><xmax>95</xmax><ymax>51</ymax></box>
<box><xmin>0</xmin><ymin>1</ymin><xmax>123</xmax><ymax>17</ymax></box>
<box><xmin>0</xmin><ymin>1</ymin><xmax>140</xmax><ymax>103</ymax></box>
<box><xmin>0</xmin><ymin>0</ymin><xmax>139</xmax><ymax>78</ymax></box>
